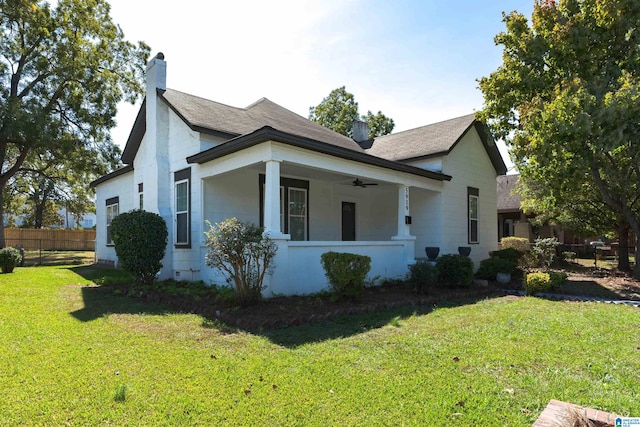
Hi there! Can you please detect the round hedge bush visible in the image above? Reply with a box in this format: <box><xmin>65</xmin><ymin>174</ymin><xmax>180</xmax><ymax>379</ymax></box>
<box><xmin>476</xmin><ymin>257</ymin><xmax>517</xmax><ymax>280</ymax></box>
<box><xmin>111</xmin><ymin>209</ymin><xmax>168</xmax><ymax>285</ymax></box>
<box><xmin>408</xmin><ymin>259</ymin><xmax>439</xmax><ymax>293</ymax></box>
<box><xmin>524</xmin><ymin>272</ymin><xmax>551</xmax><ymax>295</ymax></box>
<box><xmin>436</xmin><ymin>254</ymin><xmax>474</xmax><ymax>287</ymax></box>
<box><xmin>0</xmin><ymin>247</ymin><xmax>22</xmax><ymax>273</ymax></box>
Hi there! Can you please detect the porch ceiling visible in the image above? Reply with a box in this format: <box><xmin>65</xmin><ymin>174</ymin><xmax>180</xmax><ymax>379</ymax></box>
<box><xmin>195</xmin><ymin>136</ymin><xmax>446</xmax><ymax>192</ymax></box>
<box><xmin>236</xmin><ymin>162</ymin><xmax>411</xmax><ymax>189</ymax></box>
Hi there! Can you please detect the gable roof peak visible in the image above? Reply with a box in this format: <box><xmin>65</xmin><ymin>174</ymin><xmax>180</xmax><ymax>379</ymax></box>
<box><xmin>365</xmin><ymin>112</ymin><xmax>506</xmax><ymax>175</ymax></box>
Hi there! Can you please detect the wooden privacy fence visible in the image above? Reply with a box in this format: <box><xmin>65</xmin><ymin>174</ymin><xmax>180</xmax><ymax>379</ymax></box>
<box><xmin>4</xmin><ymin>228</ymin><xmax>96</xmax><ymax>251</ymax></box>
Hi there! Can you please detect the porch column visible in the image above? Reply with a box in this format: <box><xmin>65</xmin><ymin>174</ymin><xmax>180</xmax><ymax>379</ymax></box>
<box><xmin>263</xmin><ymin>160</ymin><xmax>289</xmax><ymax>239</ymax></box>
<box><xmin>394</xmin><ymin>185</ymin><xmax>411</xmax><ymax>238</ymax></box>
<box><xmin>262</xmin><ymin>159</ymin><xmax>290</xmax><ymax>297</ymax></box>
<box><xmin>392</xmin><ymin>184</ymin><xmax>416</xmax><ymax>266</ymax></box>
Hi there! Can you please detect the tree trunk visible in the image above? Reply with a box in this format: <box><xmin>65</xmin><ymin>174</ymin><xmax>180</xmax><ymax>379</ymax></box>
<box><xmin>617</xmin><ymin>222</ymin><xmax>630</xmax><ymax>271</ymax></box>
<box><xmin>34</xmin><ymin>199</ymin><xmax>44</xmax><ymax>229</ymax></box>
<box><xmin>634</xmin><ymin>234</ymin><xmax>640</xmax><ymax>280</ymax></box>
<box><xmin>0</xmin><ymin>190</ymin><xmax>5</xmax><ymax>248</ymax></box>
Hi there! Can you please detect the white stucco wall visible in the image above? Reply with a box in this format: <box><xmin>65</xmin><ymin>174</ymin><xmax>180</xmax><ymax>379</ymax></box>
<box><xmin>94</xmin><ymin>171</ymin><xmax>134</xmax><ymax>265</ymax></box>
<box><xmin>409</xmin><ymin>188</ymin><xmax>443</xmax><ymax>258</ymax></box>
<box><xmin>437</xmin><ymin>130</ymin><xmax>499</xmax><ymax>268</ymax></box>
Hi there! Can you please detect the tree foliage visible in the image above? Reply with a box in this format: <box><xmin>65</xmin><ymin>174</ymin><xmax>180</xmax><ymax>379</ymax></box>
<box><xmin>478</xmin><ymin>0</ymin><xmax>640</xmax><ymax>277</ymax></box>
<box><xmin>111</xmin><ymin>210</ymin><xmax>168</xmax><ymax>286</ymax></box>
<box><xmin>361</xmin><ymin>110</ymin><xmax>395</xmax><ymax>138</ymax></box>
<box><xmin>0</xmin><ymin>0</ymin><xmax>149</xmax><ymax>243</ymax></box>
<box><xmin>309</xmin><ymin>86</ymin><xmax>395</xmax><ymax>138</ymax></box>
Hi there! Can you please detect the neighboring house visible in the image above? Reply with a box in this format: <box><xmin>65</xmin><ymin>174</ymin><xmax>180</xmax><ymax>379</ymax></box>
<box><xmin>497</xmin><ymin>174</ymin><xmax>570</xmax><ymax>243</ymax></box>
<box><xmin>3</xmin><ymin>208</ymin><xmax>95</xmax><ymax>229</ymax></box>
<box><xmin>91</xmin><ymin>53</ymin><xmax>507</xmax><ymax>295</ymax></box>
<box><xmin>497</xmin><ymin>174</ymin><xmax>530</xmax><ymax>241</ymax></box>
<box><xmin>58</xmin><ymin>209</ymin><xmax>96</xmax><ymax>229</ymax></box>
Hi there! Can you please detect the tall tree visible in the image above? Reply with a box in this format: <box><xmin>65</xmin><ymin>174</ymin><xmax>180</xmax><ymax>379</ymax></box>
<box><xmin>520</xmin><ymin>178</ymin><xmax>631</xmax><ymax>271</ymax></box>
<box><xmin>0</xmin><ymin>0</ymin><xmax>149</xmax><ymax>245</ymax></box>
<box><xmin>309</xmin><ymin>86</ymin><xmax>395</xmax><ymax>138</ymax></box>
<box><xmin>478</xmin><ymin>0</ymin><xmax>640</xmax><ymax>277</ymax></box>
<box><xmin>362</xmin><ymin>110</ymin><xmax>395</xmax><ymax>139</ymax></box>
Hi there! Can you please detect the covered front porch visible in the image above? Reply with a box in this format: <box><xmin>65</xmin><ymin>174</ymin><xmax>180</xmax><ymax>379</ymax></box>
<box><xmin>194</xmin><ymin>138</ymin><xmax>446</xmax><ymax>295</ymax></box>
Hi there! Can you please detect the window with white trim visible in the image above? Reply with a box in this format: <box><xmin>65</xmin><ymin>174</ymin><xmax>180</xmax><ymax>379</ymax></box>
<box><xmin>259</xmin><ymin>175</ymin><xmax>309</xmax><ymax>240</ymax></box>
<box><xmin>468</xmin><ymin>187</ymin><xmax>479</xmax><ymax>244</ymax></box>
<box><xmin>174</xmin><ymin>168</ymin><xmax>191</xmax><ymax>247</ymax></box>
<box><xmin>288</xmin><ymin>187</ymin><xmax>307</xmax><ymax>241</ymax></box>
<box><xmin>106</xmin><ymin>197</ymin><xmax>119</xmax><ymax>246</ymax></box>
<box><xmin>138</xmin><ymin>183</ymin><xmax>144</xmax><ymax>210</ymax></box>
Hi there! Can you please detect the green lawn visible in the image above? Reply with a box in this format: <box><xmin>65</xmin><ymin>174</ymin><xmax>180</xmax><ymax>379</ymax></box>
<box><xmin>22</xmin><ymin>250</ymin><xmax>95</xmax><ymax>266</ymax></box>
<box><xmin>1</xmin><ymin>266</ymin><xmax>639</xmax><ymax>426</ymax></box>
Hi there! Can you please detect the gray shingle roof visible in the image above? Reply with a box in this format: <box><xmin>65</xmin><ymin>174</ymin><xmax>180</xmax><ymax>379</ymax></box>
<box><xmin>497</xmin><ymin>174</ymin><xmax>522</xmax><ymax>212</ymax></box>
<box><xmin>366</xmin><ymin>114</ymin><xmax>477</xmax><ymax>161</ymax></box>
<box><xmin>120</xmin><ymin>89</ymin><xmax>505</xmax><ymax>177</ymax></box>
<box><xmin>161</xmin><ymin>89</ymin><xmax>362</xmax><ymax>152</ymax></box>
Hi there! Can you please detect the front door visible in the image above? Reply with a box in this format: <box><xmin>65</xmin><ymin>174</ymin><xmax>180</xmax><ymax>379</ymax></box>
<box><xmin>341</xmin><ymin>202</ymin><xmax>356</xmax><ymax>241</ymax></box>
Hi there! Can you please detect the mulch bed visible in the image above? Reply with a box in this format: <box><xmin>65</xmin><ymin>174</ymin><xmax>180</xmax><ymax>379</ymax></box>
<box><xmin>105</xmin><ymin>263</ymin><xmax>640</xmax><ymax>332</ymax></box>
<box><xmin>118</xmin><ymin>282</ymin><xmax>498</xmax><ymax>331</ymax></box>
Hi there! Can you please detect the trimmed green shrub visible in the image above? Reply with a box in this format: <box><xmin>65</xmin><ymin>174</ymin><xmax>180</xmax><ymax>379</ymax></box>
<box><xmin>0</xmin><ymin>247</ymin><xmax>21</xmax><ymax>273</ymax></box>
<box><xmin>524</xmin><ymin>272</ymin><xmax>551</xmax><ymax>295</ymax></box>
<box><xmin>489</xmin><ymin>247</ymin><xmax>524</xmax><ymax>264</ymax></box>
<box><xmin>205</xmin><ymin>218</ymin><xmax>277</xmax><ymax>307</ymax></box>
<box><xmin>549</xmin><ymin>271</ymin><xmax>568</xmax><ymax>290</ymax></box>
<box><xmin>500</xmin><ymin>237</ymin><xmax>530</xmax><ymax>253</ymax></box>
<box><xmin>436</xmin><ymin>254</ymin><xmax>474</xmax><ymax>287</ymax></box>
<box><xmin>408</xmin><ymin>260</ymin><xmax>439</xmax><ymax>294</ymax></box>
<box><xmin>320</xmin><ymin>252</ymin><xmax>371</xmax><ymax>300</ymax></box>
<box><xmin>476</xmin><ymin>257</ymin><xmax>517</xmax><ymax>280</ymax></box>
<box><xmin>561</xmin><ymin>251</ymin><xmax>577</xmax><ymax>262</ymax></box>
<box><xmin>111</xmin><ymin>210</ymin><xmax>168</xmax><ymax>286</ymax></box>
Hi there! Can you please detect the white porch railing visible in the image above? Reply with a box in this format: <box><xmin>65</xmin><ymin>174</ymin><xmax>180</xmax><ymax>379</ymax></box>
<box><xmin>200</xmin><ymin>240</ymin><xmax>413</xmax><ymax>296</ymax></box>
<box><xmin>271</xmin><ymin>240</ymin><xmax>409</xmax><ymax>296</ymax></box>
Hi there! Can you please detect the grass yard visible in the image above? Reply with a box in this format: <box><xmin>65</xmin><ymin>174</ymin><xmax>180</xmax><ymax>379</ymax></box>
<box><xmin>22</xmin><ymin>250</ymin><xmax>95</xmax><ymax>266</ymax></box>
<box><xmin>1</xmin><ymin>265</ymin><xmax>639</xmax><ymax>426</ymax></box>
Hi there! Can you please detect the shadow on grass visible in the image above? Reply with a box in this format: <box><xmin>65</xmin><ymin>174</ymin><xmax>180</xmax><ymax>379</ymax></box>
<box><xmin>245</xmin><ymin>293</ymin><xmax>494</xmax><ymax>348</ymax></box>
<box><xmin>69</xmin><ymin>264</ymin><xmax>169</xmax><ymax>322</ymax></box>
<box><xmin>67</xmin><ymin>263</ymin><xmax>498</xmax><ymax>346</ymax></box>
<box><xmin>560</xmin><ymin>278</ymin><xmax>640</xmax><ymax>301</ymax></box>
<box><xmin>70</xmin><ymin>264</ymin><xmax>134</xmax><ymax>286</ymax></box>
<box><xmin>69</xmin><ymin>285</ymin><xmax>169</xmax><ymax>322</ymax></box>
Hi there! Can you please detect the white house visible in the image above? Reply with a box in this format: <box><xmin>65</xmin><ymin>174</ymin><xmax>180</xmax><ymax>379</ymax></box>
<box><xmin>91</xmin><ymin>53</ymin><xmax>507</xmax><ymax>296</ymax></box>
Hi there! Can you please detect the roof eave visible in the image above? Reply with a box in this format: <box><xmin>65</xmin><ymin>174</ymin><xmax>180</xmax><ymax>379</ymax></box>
<box><xmin>121</xmin><ymin>101</ymin><xmax>146</xmax><ymax>165</ymax></box>
<box><xmin>187</xmin><ymin>126</ymin><xmax>452</xmax><ymax>182</ymax></box>
<box><xmin>473</xmin><ymin>121</ymin><xmax>508</xmax><ymax>176</ymax></box>
<box><xmin>90</xmin><ymin>165</ymin><xmax>134</xmax><ymax>188</ymax></box>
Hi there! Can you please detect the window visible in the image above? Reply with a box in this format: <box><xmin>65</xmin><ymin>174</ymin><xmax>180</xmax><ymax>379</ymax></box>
<box><xmin>106</xmin><ymin>197</ymin><xmax>119</xmax><ymax>245</ymax></box>
<box><xmin>288</xmin><ymin>188</ymin><xmax>307</xmax><ymax>241</ymax></box>
<box><xmin>259</xmin><ymin>175</ymin><xmax>309</xmax><ymax>241</ymax></box>
<box><xmin>468</xmin><ymin>187</ymin><xmax>479</xmax><ymax>244</ymax></box>
<box><xmin>138</xmin><ymin>183</ymin><xmax>144</xmax><ymax>210</ymax></box>
<box><xmin>174</xmin><ymin>168</ymin><xmax>191</xmax><ymax>247</ymax></box>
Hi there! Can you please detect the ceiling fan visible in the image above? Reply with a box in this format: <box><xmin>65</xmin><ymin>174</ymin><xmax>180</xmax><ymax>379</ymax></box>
<box><xmin>352</xmin><ymin>178</ymin><xmax>378</xmax><ymax>188</ymax></box>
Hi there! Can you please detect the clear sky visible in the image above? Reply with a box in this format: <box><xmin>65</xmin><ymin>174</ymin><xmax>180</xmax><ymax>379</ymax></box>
<box><xmin>107</xmin><ymin>0</ymin><xmax>535</xmax><ymax>171</ymax></box>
